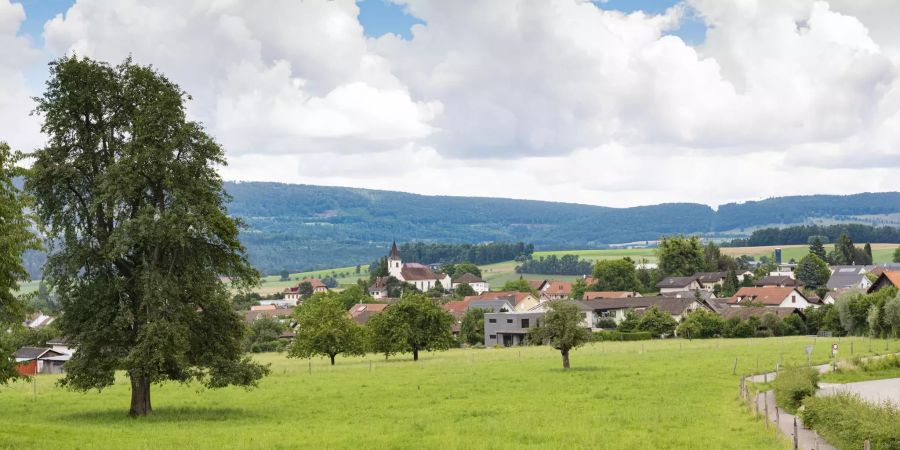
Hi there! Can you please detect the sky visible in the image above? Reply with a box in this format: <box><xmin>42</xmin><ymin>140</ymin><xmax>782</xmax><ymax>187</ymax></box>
<box><xmin>1</xmin><ymin>0</ymin><xmax>899</xmax><ymax>208</ymax></box>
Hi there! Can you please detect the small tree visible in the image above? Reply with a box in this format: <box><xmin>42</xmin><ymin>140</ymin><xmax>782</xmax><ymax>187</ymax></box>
<box><xmin>570</xmin><ymin>278</ymin><xmax>587</xmax><ymax>300</ymax></box>
<box><xmin>382</xmin><ymin>293</ymin><xmax>453</xmax><ymax>361</ymax></box>
<box><xmin>297</xmin><ymin>281</ymin><xmax>314</xmax><ymax>298</ymax></box>
<box><xmin>454</xmin><ymin>283</ymin><xmax>476</xmax><ymax>297</ymax></box>
<box><xmin>528</xmin><ymin>301</ymin><xmax>591</xmax><ymax>369</ymax></box>
<box><xmin>366</xmin><ymin>311</ymin><xmax>402</xmax><ymax>359</ymax></box>
<box><xmin>279</xmin><ymin>270</ymin><xmax>290</xmax><ymax>281</ymax></box>
<box><xmin>893</xmin><ymin>247</ymin><xmax>900</xmax><ymax>263</ymax></box>
<box><xmin>883</xmin><ymin>294</ymin><xmax>900</xmax><ymax>337</ymax></box>
<box><xmin>676</xmin><ymin>309</ymin><xmax>724</xmax><ymax>338</ymax></box>
<box><xmin>795</xmin><ymin>254</ymin><xmax>830</xmax><ymax>290</ymax></box>
<box><xmin>501</xmin><ymin>277</ymin><xmax>538</xmax><ymax>295</ymax></box>
<box><xmin>720</xmin><ymin>268</ymin><xmax>740</xmax><ymax>297</ymax></box>
<box><xmin>637</xmin><ymin>305</ymin><xmax>678</xmax><ymax>337</ymax></box>
<box><xmin>808</xmin><ymin>237</ymin><xmax>827</xmax><ymax>261</ymax></box>
<box><xmin>617</xmin><ymin>309</ymin><xmax>641</xmax><ymax>332</ymax></box>
<box><xmin>244</xmin><ymin>317</ymin><xmax>287</xmax><ymax>353</ymax></box>
<box><xmin>459</xmin><ymin>308</ymin><xmax>487</xmax><ymax>346</ymax></box>
<box><xmin>289</xmin><ymin>296</ymin><xmax>364</xmax><ymax>365</ymax></box>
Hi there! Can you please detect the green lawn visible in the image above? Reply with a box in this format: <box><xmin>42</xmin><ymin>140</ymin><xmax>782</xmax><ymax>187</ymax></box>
<box><xmin>2</xmin><ymin>336</ymin><xmax>897</xmax><ymax>449</ymax></box>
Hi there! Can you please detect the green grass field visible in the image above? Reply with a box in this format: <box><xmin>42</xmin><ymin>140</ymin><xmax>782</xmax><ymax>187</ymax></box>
<box><xmin>2</xmin><ymin>336</ymin><xmax>898</xmax><ymax>449</ymax></box>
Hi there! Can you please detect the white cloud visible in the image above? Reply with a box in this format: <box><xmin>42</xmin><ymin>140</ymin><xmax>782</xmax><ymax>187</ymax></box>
<box><xmin>0</xmin><ymin>0</ymin><xmax>42</xmax><ymax>150</ymax></box>
<box><xmin>0</xmin><ymin>0</ymin><xmax>897</xmax><ymax>208</ymax></box>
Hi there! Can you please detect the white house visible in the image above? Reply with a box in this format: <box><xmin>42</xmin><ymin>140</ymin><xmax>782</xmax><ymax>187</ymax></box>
<box><xmin>656</xmin><ymin>276</ymin><xmax>701</xmax><ymax>293</ymax></box>
<box><xmin>451</xmin><ymin>272</ymin><xmax>489</xmax><ymax>294</ymax></box>
<box><xmin>727</xmin><ymin>287</ymin><xmax>811</xmax><ymax>309</ymax></box>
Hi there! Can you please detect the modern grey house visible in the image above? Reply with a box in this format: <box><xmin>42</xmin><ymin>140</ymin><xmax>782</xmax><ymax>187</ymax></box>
<box><xmin>484</xmin><ymin>312</ymin><xmax>545</xmax><ymax>347</ymax></box>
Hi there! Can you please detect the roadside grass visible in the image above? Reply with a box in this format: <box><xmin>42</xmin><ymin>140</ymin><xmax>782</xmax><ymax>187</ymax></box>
<box><xmin>820</xmin><ymin>352</ymin><xmax>900</xmax><ymax>383</ymax></box>
<box><xmin>1</xmin><ymin>336</ymin><xmax>896</xmax><ymax>449</ymax></box>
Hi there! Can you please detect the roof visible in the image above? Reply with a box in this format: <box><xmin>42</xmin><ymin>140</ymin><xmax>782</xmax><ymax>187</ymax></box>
<box><xmin>582</xmin><ymin>291</ymin><xmax>640</xmax><ymax>300</ymax></box>
<box><xmin>46</xmin><ymin>336</ymin><xmax>70</xmax><ymax>345</ymax></box>
<box><xmin>348</xmin><ymin>303</ymin><xmax>389</xmax><ymax>325</ymax></box>
<box><xmin>369</xmin><ymin>276</ymin><xmax>390</xmax><ymax>291</ymax></box>
<box><xmin>868</xmin><ymin>271</ymin><xmax>900</xmax><ymax>293</ymax></box>
<box><xmin>400</xmin><ymin>263</ymin><xmax>445</xmax><ymax>281</ymax></box>
<box><xmin>755</xmin><ymin>275</ymin><xmax>802</xmax><ymax>287</ymax></box>
<box><xmin>656</xmin><ymin>276</ymin><xmax>698</xmax><ymax>288</ymax></box>
<box><xmin>695</xmin><ymin>272</ymin><xmax>727</xmax><ymax>283</ymax></box>
<box><xmin>728</xmin><ymin>287</ymin><xmax>803</xmax><ymax>306</ymax></box>
<box><xmin>452</xmin><ymin>272</ymin><xmax>484</xmax><ymax>284</ymax></box>
<box><xmin>704</xmin><ymin>297</ymin><xmax>731</xmax><ymax>315</ymax></box>
<box><xmin>528</xmin><ymin>280</ymin><xmax>548</xmax><ymax>290</ymax></box>
<box><xmin>250</xmin><ymin>304</ymin><xmax>276</xmax><ymax>311</ymax></box>
<box><xmin>720</xmin><ymin>307</ymin><xmax>803</xmax><ymax>321</ymax></box>
<box><xmin>389</xmin><ymin>241</ymin><xmax>400</xmax><ymax>260</ymax></box>
<box><xmin>578</xmin><ymin>296</ymin><xmax>698</xmax><ymax>316</ymax></box>
<box><xmin>582</xmin><ymin>276</ymin><xmax>598</xmax><ymax>286</ymax></box>
<box><xmin>443</xmin><ymin>300</ymin><xmax>471</xmax><ymax>316</ymax></box>
<box><xmin>285</xmin><ymin>278</ymin><xmax>327</xmax><ymax>293</ymax></box>
<box><xmin>14</xmin><ymin>347</ymin><xmax>62</xmax><ymax>360</ymax></box>
<box><xmin>661</xmin><ymin>289</ymin><xmax>715</xmax><ymax>301</ymax></box>
<box><xmin>826</xmin><ymin>271</ymin><xmax>868</xmax><ymax>290</ymax></box>
<box><xmin>544</xmin><ymin>281</ymin><xmax>572</xmax><ymax>295</ymax></box>
<box><xmin>244</xmin><ymin>307</ymin><xmax>295</xmax><ymax>323</ymax></box>
<box><xmin>468</xmin><ymin>299</ymin><xmax>514</xmax><ymax>312</ymax></box>
<box><xmin>463</xmin><ymin>291</ymin><xmax>534</xmax><ymax>306</ymax></box>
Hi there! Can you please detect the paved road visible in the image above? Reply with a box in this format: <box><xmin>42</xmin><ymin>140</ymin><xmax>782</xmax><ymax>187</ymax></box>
<box><xmin>819</xmin><ymin>377</ymin><xmax>900</xmax><ymax>405</ymax></box>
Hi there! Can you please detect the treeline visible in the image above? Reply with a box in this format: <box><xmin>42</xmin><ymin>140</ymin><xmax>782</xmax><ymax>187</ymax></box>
<box><xmin>515</xmin><ymin>254</ymin><xmax>593</xmax><ymax>275</ymax></box>
<box><xmin>727</xmin><ymin>224</ymin><xmax>900</xmax><ymax>247</ymax></box>
<box><xmin>399</xmin><ymin>242</ymin><xmax>533</xmax><ymax>265</ymax></box>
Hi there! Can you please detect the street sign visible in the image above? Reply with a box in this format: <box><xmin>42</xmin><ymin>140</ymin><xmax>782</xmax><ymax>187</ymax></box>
<box><xmin>832</xmin><ymin>343</ymin><xmax>839</xmax><ymax>356</ymax></box>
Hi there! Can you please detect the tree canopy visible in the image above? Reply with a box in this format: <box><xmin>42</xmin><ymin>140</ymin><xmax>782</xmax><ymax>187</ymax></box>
<box><xmin>657</xmin><ymin>235</ymin><xmax>706</xmax><ymax>277</ymax></box>
<box><xmin>289</xmin><ymin>295</ymin><xmax>364</xmax><ymax>365</ymax></box>
<box><xmin>374</xmin><ymin>293</ymin><xmax>453</xmax><ymax>361</ymax></box>
<box><xmin>795</xmin><ymin>254</ymin><xmax>830</xmax><ymax>290</ymax></box>
<box><xmin>528</xmin><ymin>301</ymin><xmax>591</xmax><ymax>369</ymax></box>
<box><xmin>26</xmin><ymin>56</ymin><xmax>267</xmax><ymax>416</ymax></box>
<box><xmin>591</xmin><ymin>259</ymin><xmax>642</xmax><ymax>292</ymax></box>
<box><xmin>0</xmin><ymin>142</ymin><xmax>40</xmax><ymax>384</ymax></box>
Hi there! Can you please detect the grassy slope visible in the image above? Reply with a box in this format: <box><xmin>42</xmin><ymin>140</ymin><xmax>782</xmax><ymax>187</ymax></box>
<box><xmin>2</xmin><ymin>337</ymin><xmax>898</xmax><ymax>449</ymax></box>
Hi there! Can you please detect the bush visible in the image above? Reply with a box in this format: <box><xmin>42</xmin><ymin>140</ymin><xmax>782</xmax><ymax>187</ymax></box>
<box><xmin>774</xmin><ymin>365</ymin><xmax>819</xmax><ymax>413</ymax></box>
<box><xmin>859</xmin><ymin>354</ymin><xmax>900</xmax><ymax>372</ymax></box>
<box><xmin>595</xmin><ymin>318</ymin><xmax>617</xmax><ymax>329</ymax></box>
<box><xmin>800</xmin><ymin>393</ymin><xmax>900</xmax><ymax>450</ymax></box>
<box><xmin>592</xmin><ymin>331</ymin><xmax>652</xmax><ymax>341</ymax></box>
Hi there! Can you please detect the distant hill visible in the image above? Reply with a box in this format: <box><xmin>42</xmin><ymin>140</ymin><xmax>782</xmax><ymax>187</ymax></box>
<box><xmin>225</xmin><ymin>182</ymin><xmax>900</xmax><ymax>274</ymax></box>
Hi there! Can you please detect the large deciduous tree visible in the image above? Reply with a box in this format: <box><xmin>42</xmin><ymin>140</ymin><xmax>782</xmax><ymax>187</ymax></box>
<box><xmin>379</xmin><ymin>293</ymin><xmax>453</xmax><ymax>361</ymax></box>
<box><xmin>27</xmin><ymin>56</ymin><xmax>268</xmax><ymax>416</ymax></box>
<box><xmin>528</xmin><ymin>301</ymin><xmax>590</xmax><ymax>369</ymax></box>
<box><xmin>656</xmin><ymin>235</ymin><xmax>706</xmax><ymax>277</ymax></box>
<box><xmin>0</xmin><ymin>142</ymin><xmax>40</xmax><ymax>384</ymax></box>
<box><xmin>795</xmin><ymin>254</ymin><xmax>830</xmax><ymax>290</ymax></box>
<box><xmin>289</xmin><ymin>295</ymin><xmax>364</xmax><ymax>365</ymax></box>
<box><xmin>591</xmin><ymin>259</ymin><xmax>642</xmax><ymax>292</ymax></box>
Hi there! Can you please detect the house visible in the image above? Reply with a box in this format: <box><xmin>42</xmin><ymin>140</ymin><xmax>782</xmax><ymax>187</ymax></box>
<box><xmin>578</xmin><ymin>296</ymin><xmax>707</xmax><ymax>327</ymax></box>
<box><xmin>46</xmin><ymin>337</ymin><xmax>75</xmax><ymax>356</ymax></box>
<box><xmin>451</xmin><ymin>272</ymin><xmax>489</xmax><ymax>294</ymax></box>
<box><xmin>528</xmin><ymin>280</ymin><xmax>549</xmax><ymax>291</ymax></box>
<box><xmin>259</xmin><ymin>298</ymin><xmax>298</xmax><ymax>307</ymax></box>
<box><xmin>244</xmin><ymin>307</ymin><xmax>295</xmax><ymax>324</ymax></box>
<box><xmin>483</xmin><ymin>312</ymin><xmax>545</xmax><ymax>347</ymax></box>
<box><xmin>755</xmin><ymin>275</ymin><xmax>803</xmax><ymax>288</ymax></box>
<box><xmin>23</xmin><ymin>311</ymin><xmax>54</xmax><ymax>329</ymax></box>
<box><xmin>541</xmin><ymin>281</ymin><xmax>573</xmax><ymax>300</ymax></box>
<box><xmin>867</xmin><ymin>271</ymin><xmax>900</xmax><ymax>293</ymax></box>
<box><xmin>348</xmin><ymin>303</ymin><xmax>389</xmax><ymax>325</ymax></box>
<box><xmin>727</xmin><ymin>287</ymin><xmax>811</xmax><ymax>309</ymax></box>
<box><xmin>283</xmin><ymin>278</ymin><xmax>328</xmax><ymax>301</ymax></box>
<box><xmin>582</xmin><ymin>291</ymin><xmax>642</xmax><ymax>300</ymax></box>
<box><xmin>869</xmin><ymin>264</ymin><xmax>900</xmax><ymax>278</ymax></box>
<box><xmin>386</xmin><ymin>242</ymin><xmax>452</xmax><ymax>291</ymax></box>
<box><xmin>15</xmin><ymin>347</ymin><xmax>68</xmax><ymax>375</ymax></box>
<box><xmin>582</xmin><ymin>276</ymin><xmax>597</xmax><ymax>286</ymax></box>
<box><xmin>462</xmin><ymin>291</ymin><xmax>539</xmax><ymax>312</ymax></box>
<box><xmin>250</xmin><ymin>304</ymin><xmax>276</xmax><ymax>311</ymax></box>
<box><xmin>823</xmin><ymin>288</ymin><xmax>864</xmax><ymax>305</ymax></box>
<box><xmin>826</xmin><ymin>267</ymin><xmax>872</xmax><ymax>291</ymax></box>
<box><xmin>695</xmin><ymin>272</ymin><xmax>727</xmax><ymax>291</ymax></box>
<box><xmin>368</xmin><ymin>276</ymin><xmax>390</xmax><ymax>299</ymax></box>
<box><xmin>656</xmin><ymin>276</ymin><xmax>701</xmax><ymax>293</ymax></box>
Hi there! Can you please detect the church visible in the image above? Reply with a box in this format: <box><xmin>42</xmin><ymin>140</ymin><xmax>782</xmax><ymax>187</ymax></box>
<box><xmin>386</xmin><ymin>241</ymin><xmax>452</xmax><ymax>292</ymax></box>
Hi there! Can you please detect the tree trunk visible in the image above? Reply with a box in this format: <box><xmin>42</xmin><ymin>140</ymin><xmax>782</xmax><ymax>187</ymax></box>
<box><xmin>561</xmin><ymin>348</ymin><xmax>570</xmax><ymax>370</ymax></box>
<box><xmin>329</xmin><ymin>354</ymin><xmax>336</xmax><ymax>365</ymax></box>
<box><xmin>129</xmin><ymin>374</ymin><xmax>152</xmax><ymax>417</ymax></box>
<box><xmin>413</xmin><ymin>348</ymin><xmax>419</xmax><ymax>361</ymax></box>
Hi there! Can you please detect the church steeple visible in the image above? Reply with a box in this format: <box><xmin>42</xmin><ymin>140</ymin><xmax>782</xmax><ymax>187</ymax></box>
<box><xmin>389</xmin><ymin>240</ymin><xmax>400</xmax><ymax>260</ymax></box>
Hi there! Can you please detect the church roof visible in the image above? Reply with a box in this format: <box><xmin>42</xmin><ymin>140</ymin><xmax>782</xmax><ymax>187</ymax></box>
<box><xmin>401</xmin><ymin>263</ymin><xmax>445</xmax><ymax>281</ymax></box>
<box><xmin>389</xmin><ymin>241</ymin><xmax>400</xmax><ymax>260</ymax></box>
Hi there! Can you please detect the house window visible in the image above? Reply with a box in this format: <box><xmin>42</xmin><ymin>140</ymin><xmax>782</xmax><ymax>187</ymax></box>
<box><xmin>521</xmin><ymin>319</ymin><xmax>530</xmax><ymax>328</ymax></box>
<box><xmin>488</xmin><ymin>318</ymin><xmax>496</xmax><ymax>323</ymax></box>
<box><xmin>791</xmin><ymin>295</ymin><xmax>796</xmax><ymax>303</ymax></box>
<box><xmin>489</xmin><ymin>334</ymin><xmax>496</xmax><ymax>339</ymax></box>
<box><xmin>506</xmin><ymin>319</ymin><xmax>513</xmax><ymax>324</ymax></box>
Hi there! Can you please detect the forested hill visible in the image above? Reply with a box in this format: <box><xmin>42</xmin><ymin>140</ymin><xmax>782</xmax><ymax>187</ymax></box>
<box><xmin>224</xmin><ymin>182</ymin><xmax>900</xmax><ymax>274</ymax></box>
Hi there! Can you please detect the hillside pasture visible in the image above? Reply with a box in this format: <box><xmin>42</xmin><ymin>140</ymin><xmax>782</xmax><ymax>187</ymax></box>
<box><xmin>2</xmin><ymin>337</ymin><xmax>897</xmax><ymax>449</ymax></box>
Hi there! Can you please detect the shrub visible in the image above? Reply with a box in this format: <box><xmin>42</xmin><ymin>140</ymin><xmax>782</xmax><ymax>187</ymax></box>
<box><xmin>800</xmin><ymin>393</ymin><xmax>900</xmax><ymax>450</ymax></box>
<box><xmin>859</xmin><ymin>354</ymin><xmax>900</xmax><ymax>372</ymax></box>
<box><xmin>592</xmin><ymin>331</ymin><xmax>652</xmax><ymax>341</ymax></box>
<box><xmin>595</xmin><ymin>317</ymin><xmax>617</xmax><ymax>329</ymax></box>
<box><xmin>774</xmin><ymin>365</ymin><xmax>819</xmax><ymax>413</ymax></box>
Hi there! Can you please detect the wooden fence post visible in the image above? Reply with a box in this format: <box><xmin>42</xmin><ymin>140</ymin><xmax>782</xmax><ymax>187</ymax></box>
<box><xmin>793</xmin><ymin>417</ymin><xmax>799</xmax><ymax>450</ymax></box>
<box><xmin>864</xmin><ymin>439</ymin><xmax>871</xmax><ymax>450</ymax></box>
<box><xmin>733</xmin><ymin>358</ymin><xmax>738</xmax><ymax>375</ymax></box>
<box><xmin>764</xmin><ymin>393</ymin><xmax>769</xmax><ymax>429</ymax></box>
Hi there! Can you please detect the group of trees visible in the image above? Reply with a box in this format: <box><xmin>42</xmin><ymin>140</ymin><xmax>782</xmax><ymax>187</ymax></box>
<box><xmin>727</xmin><ymin>224</ymin><xmax>900</xmax><ymax>247</ymax></box>
<box><xmin>515</xmin><ymin>254</ymin><xmax>593</xmax><ymax>275</ymax></box>
<box><xmin>288</xmin><ymin>293</ymin><xmax>454</xmax><ymax>364</ymax></box>
<box><xmin>676</xmin><ymin>309</ymin><xmax>808</xmax><ymax>339</ymax></box>
<box><xmin>398</xmin><ymin>242</ymin><xmax>534</xmax><ymax>266</ymax></box>
<box><xmin>615</xmin><ymin>307</ymin><xmax>678</xmax><ymax>337</ymax></box>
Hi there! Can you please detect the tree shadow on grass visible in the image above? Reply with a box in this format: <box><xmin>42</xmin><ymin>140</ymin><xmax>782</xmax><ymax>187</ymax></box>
<box><xmin>61</xmin><ymin>407</ymin><xmax>259</xmax><ymax>424</ymax></box>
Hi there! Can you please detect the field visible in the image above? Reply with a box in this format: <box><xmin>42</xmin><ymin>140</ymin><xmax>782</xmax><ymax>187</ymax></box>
<box><xmin>2</xmin><ymin>336</ymin><xmax>898</xmax><ymax>449</ymax></box>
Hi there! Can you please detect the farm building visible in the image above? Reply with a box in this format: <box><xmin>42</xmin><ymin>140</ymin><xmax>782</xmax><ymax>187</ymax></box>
<box><xmin>15</xmin><ymin>347</ymin><xmax>68</xmax><ymax>375</ymax></box>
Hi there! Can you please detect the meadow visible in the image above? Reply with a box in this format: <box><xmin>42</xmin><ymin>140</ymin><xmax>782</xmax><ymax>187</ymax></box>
<box><xmin>2</xmin><ymin>336</ymin><xmax>898</xmax><ymax>449</ymax></box>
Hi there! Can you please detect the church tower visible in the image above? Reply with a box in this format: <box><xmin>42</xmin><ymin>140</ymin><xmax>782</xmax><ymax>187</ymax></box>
<box><xmin>388</xmin><ymin>241</ymin><xmax>403</xmax><ymax>278</ymax></box>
